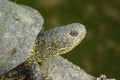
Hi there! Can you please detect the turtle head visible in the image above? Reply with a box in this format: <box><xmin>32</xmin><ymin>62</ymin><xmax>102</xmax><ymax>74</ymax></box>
<box><xmin>36</xmin><ymin>23</ymin><xmax>86</xmax><ymax>60</ymax></box>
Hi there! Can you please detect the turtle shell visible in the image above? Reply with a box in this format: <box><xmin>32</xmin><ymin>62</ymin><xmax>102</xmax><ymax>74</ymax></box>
<box><xmin>0</xmin><ymin>0</ymin><xmax>44</xmax><ymax>75</ymax></box>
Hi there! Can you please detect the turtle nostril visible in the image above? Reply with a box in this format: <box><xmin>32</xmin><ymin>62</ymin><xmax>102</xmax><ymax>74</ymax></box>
<box><xmin>69</xmin><ymin>30</ymin><xmax>78</xmax><ymax>37</ymax></box>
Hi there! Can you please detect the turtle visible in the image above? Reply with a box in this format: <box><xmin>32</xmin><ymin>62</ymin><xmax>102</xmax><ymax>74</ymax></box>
<box><xmin>0</xmin><ymin>23</ymin><xmax>86</xmax><ymax>80</ymax></box>
<box><xmin>0</xmin><ymin>0</ymin><xmax>86</xmax><ymax>80</ymax></box>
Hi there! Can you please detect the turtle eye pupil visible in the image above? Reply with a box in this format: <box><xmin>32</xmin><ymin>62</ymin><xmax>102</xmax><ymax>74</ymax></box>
<box><xmin>69</xmin><ymin>30</ymin><xmax>78</xmax><ymax>37</ymax></box>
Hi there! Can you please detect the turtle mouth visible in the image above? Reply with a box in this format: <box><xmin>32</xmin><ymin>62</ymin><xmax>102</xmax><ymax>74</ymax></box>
<box><xmin>55</xmin><ymin>36</ymin><xmax>84</xmax><ymax>55</ymax></box>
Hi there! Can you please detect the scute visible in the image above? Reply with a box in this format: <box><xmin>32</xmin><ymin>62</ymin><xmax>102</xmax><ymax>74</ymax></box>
<box><xmin>0</xmin><ymin>0</ymin><xmax>44</xmax><ymax>75</ymax></box>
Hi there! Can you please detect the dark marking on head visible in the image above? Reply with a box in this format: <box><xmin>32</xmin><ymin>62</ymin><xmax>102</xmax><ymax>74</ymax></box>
<box><xmin>38</xmin><ymin>62</ymin><xmax>43</xmax><ymax>66</ymax></box>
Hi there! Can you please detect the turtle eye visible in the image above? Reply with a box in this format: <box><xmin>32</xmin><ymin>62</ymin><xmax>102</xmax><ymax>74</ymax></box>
<box><xmin>69</xmin><ymin>30</ymin><xmax>78</xmax><ymax>37</ymax></box>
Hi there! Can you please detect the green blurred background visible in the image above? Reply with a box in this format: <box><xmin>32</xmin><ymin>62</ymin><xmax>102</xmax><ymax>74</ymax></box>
<box><xmin>10</xmin><ymin>0</ymin><xmax>120</xmax><ymax>79</ymax></box>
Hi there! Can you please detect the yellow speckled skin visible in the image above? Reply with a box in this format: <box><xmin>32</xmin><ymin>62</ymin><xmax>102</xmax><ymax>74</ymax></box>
<box><xmin>0</xmin><ymin>23</ymin><xmax>86</xmax><ymax>80</ymax></box>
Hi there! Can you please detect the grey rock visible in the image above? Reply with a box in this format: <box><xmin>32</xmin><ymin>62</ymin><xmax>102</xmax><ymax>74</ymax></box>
<box><xmin>0</xmin><ymin>0</ymin><xmax>43</xmax><ymax>75</ymax></box>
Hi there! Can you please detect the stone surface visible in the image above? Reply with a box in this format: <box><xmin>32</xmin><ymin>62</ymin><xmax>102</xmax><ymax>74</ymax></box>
<box><xmin>41</xmin><ymin>56</ymin><xmax>96</xmax><ymax>80</ymax></box>
<box><xmin>0</xmin><ymin>0</ymin><xmax>44</xmax><ymax>75</ymax></box>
